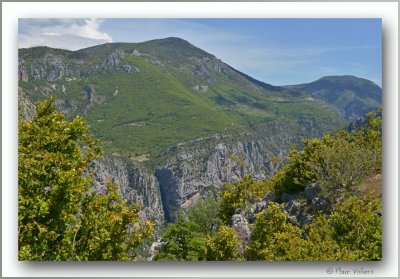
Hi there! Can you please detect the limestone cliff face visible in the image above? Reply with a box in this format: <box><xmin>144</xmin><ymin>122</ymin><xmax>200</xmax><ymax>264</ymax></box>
<box><xmin>18</xmin><ymin>42</ymin><xmax>366</xmax><ymax>227</ymax></box>
<box><xmin>156</xmin><ymin>139</ymin><xmax>287</xmax><ymax>221</ymax></box>
<box><xmin>18</xmin><ymin>88</ymin><xmax>36</xmax><ymax>120</ymax></box>
<box><xmin>92</xmin><ymin>156</ymin><xmax>164</xmax><ymax>224</ymax></box>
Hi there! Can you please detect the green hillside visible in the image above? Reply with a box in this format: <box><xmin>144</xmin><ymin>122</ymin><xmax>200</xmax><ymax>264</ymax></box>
<box><xmin>19</xmin><ymin>38</ymin><xmax>350</xmax><ymax>165</ymax></box>
<box><xmin>284</xmin><ymin>75</ymin><xmax>382</xmax><ymax>119</ymax></box>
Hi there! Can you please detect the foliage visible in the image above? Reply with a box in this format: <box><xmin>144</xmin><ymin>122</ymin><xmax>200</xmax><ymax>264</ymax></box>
<box><xmin>330</xmin><ymin>194</ymin><xmax>382</xmax><ymax>260</ymax></box>
<box><xmin>245</xmin><ymin>196</ymin><xmax>382</xmax><ymax>261</ymax></box>
<box><xmin>308</xmin><ymin>133</ymin><xmax>378</xmax><ymax>203</ymax></box>
<box><xmin>218</xmin><ymin>175</ymin><xmax>270</xmax><ymax>223</ymax></box>
<box><xmin>206</xmin><ymin>226</ymin><xmax>242</xmax><ymax>261</ymax></box>
<box><xmin>19</xmin><ymin>41</ymin><xmax>349</xmax><ymax>167</ymax></box>
<box><xmin>154</xmin><ymin>197</ymin><xmax>222</xmax><ymax>261</ymax></box>
<box><xmin>18</xmin><ymin>97</ymin><xmax>153</xmax><ymax>260</ymax></box>
<box><xmin>185</xmin><ymin>198</ymin><xmax>222</xmax><ymax>234</ymax></box>
<box><xmin>271</xmin><ymin>111</ymin><xmax>382</xmax><ymax>202</ymax></box>
<box><xmin>71</xmin><ymin>181</ymin><xmax>154</xmax><ymax>260</ymax></box>
<box><xmin>153</xmin><ymin>216</ymin><xmax>206</xmax><ymax>261</ymax></box>
<box><xmin>301</xmin><ymin>215</ymin><xmax>342</xmax><ymax>260</ymax></box>
<box><xmin>245</xmin><ymin>202</ymin><xmax>303</xmax><ymax>260</ymax></box>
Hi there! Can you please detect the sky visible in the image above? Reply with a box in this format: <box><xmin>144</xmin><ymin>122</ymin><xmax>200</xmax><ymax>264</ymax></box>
<box><xmin>18</xmin><ymin>18</ymin><xmax>382</xmax><ymax>86</ymax></box>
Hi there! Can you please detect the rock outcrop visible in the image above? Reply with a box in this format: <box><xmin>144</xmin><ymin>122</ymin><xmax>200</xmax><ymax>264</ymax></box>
<box><xmin>92</xmin><ymin>156</ymin><xmax>164</xmax><ymax>224</ymax></box>
<box><xmin>18</xmin><ymin>88</ymin><xmax>36</xmax><ymax>120</ymax></box>
<box><xmin>155</xmin><ymin>139</ymin><xmax>286</xmax><ymax>221</ymax></box>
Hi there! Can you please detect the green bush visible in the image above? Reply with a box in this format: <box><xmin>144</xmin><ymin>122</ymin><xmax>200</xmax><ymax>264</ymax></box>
<box><xmin>271</xmin><ymin>112</ymin><xmax>382</xmax><ymax>199</ymax></box>
<box><xmin>206</xmin><ymin>226</ymin><xmax>242</xmax><ymax>261</ymax></box>
<box><xmin>219</xmin><ymin>175</ymin><xmax>270</xmax><ymax>224</ymax></box>
<box><xmin>18</xmin><ymin>97</ymin><xmax>153</xmax><ymax>260</ymax></box>
<box><xmin>154</xmin><ymin>197</ymin><xmax>222</xmax><ymax>261</ymax></box>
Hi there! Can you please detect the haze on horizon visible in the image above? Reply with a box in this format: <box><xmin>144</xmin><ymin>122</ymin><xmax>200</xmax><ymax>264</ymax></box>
<box><xmin>18</xmin><ymin>18</ymin><xmax>382</xmax><ymax>87</ymax></box>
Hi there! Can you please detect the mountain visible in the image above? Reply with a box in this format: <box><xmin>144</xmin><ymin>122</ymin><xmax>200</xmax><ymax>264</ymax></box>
<box><xmin>18</xmin><ymin>37</ymin><xmax>380</xmax><ymax>222</ymax></box>
<box><xmin>284</xmin><ymin>75</ymin><xmax>382</xmax><ymax>119</ymax></box>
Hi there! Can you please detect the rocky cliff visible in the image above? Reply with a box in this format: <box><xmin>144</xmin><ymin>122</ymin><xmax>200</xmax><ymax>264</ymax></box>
<box><xmin>18</xmin><ymin>39</ymin><xmax>382</xmax><ymax>227</ymax></box>
<box><xmin>91</xmin><ymin>156</ymin><xmax>164</xmax><ymax>225</ymax></box>
<box><xmin>155</xmin><ymin>135</ymin><xmax>291</xmax><ymax>221</ymax></box>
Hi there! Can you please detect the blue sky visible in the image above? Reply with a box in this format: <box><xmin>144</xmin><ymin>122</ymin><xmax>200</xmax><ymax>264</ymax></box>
<box><xmin>19</xmin><ymin>18</ymin><xmax>381</xmax><ymax>86</ymax></box>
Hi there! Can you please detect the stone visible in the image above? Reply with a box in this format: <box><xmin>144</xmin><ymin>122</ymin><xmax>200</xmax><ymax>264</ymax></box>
<box><xmin>311</xmin><ymin>196</ymin><xmax>330</xmax><ymax>212</ymax></box>
<box><xmin>284</xmin><ymin>199</ymin><xmax>311</xmax><ymax>226</ymax></box>
<box><xmin>254</xmin><ymin>200</ymin><xmax>267</xmax><ymax>214</ymax></box>
<box><xmin>123</xmin><ymin>64</ymin><xmax>140</xmax><ymax>73</ymax></box>
<box><xmin>281</xmin><ymin>192</ymin><xmax>294</xmax><ymax>203</ymax></box>
<box><xmin>132</xmin><ymin>49</ymin><xmax>141</xmax><ymax>56</ymax></box>
<box><xmin>192</xmin><ymin>85</ymin><xmax>208</xmax><ymax>93</ymax></box>
<box><xmin>229</xmin><ymin>214</ymin><xmax>251</xmax><ymax>244</ymax></box>
<box><xmin>92</xmin><ymin>156</ymin><xmax>164</xmax><ymax>225</ymax></box>
<box><xmin>303</xmin><ymin>182</ymin><xmax>322</xmax><ymax>201</ymax></box>
<box><xmin>244</xmin><ymin>207</ymin><xmax>256</xmax><ymax>223</ymax></box>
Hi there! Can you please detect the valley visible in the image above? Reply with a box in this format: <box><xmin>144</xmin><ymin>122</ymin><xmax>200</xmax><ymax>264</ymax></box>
<box><xmin>18</xmin><ymin>37</ymin><xmax>382</xmax><ymax>226</ymax></box>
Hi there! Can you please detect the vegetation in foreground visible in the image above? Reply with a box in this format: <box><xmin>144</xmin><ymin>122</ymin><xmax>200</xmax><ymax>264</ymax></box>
<box><xmin>155</xmin><ymin>110</ymin><xmax>382</xmax><ymax>261</ymax></box>
<box><xmin>18</xmin><ymin>98</ymin><xmax>153</xmax><ymax>261</ymax></box>
<box><xmin>18</xmin><ymin>98</ymin><xmax>382</xmax><ymax>261</ymax></box>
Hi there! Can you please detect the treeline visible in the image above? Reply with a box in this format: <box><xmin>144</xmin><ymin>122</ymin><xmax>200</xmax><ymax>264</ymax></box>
<box><xmin>154</xmin><ymin>110</ymin><xmax>382</xmax><ymax>261</ymax></box>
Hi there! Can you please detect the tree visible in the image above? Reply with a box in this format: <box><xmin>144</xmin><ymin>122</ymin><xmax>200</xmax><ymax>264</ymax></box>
<box><xmin>206</xmin><ymin>226</ymin><xmax>242</xmax><ymax>261</ymax></box>
<box><xmin>185</xmin><ymin>197</ymin><xmax>222</xmax><ymax>234</ymax></box>
<box><xmin>154</xmin><ymin>198</ymin><xmax>222</xmax><ymax>261</ymax></box>
<box><xmin>219</xmin><ymin>175</ymin><xmax>270</xmax><ymax>224</ymax></box>
<box><xmin>245</xmin><ymin>202</ymin><xmax>304</xmax><ymax>260</ymax></box>
<box><xmin>71</xmin><ymin>180</ymin><xmax>154</xmax><ymax>260</ymax></box>
<box><xmin>271</xmin><ymin>120</ymin><xmax>382</xmax><ymax>204</ymax></box>
<box><xmin>330</xmin><ymin>194</ymin><xmax>382</xmax><ymax>260</ymax></box>
<box><xmin>308</xmin><ymin>134</ymin><xmax>377</xmax><ymax>203</ymax></box>
<box><xmin>154</xmin><ymin>216</ymin><xmax>206</xmax><ymax>261</ymax></box>
<box><xmin>18</xmin><ymin>97</ymin><xmax>152</xmax><ymax>260</ymax></box>
<box><xmin>301</xmin><ymin>214</ymin><xmax>343</xmax><ymax>260</ymax></box>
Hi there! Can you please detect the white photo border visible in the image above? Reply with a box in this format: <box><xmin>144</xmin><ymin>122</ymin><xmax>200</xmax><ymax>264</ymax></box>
<box><xmin>2</xmin><ymin>1</ymin><xmax>398</xmax><ymax>277</ymax></box>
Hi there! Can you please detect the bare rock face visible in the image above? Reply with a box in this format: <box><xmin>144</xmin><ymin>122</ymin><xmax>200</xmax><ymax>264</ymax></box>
<box><xmin>103</xmin><ymin>49</ymin><xmax>126</xmax><ymax>70</ymax></box>
<box><xmin>43</xmin><ymin>54</ymin><xmax>67</xmax><ymax>81</ymax></box>
<box><xmin>229</xmin><ymin>214</ymin><xmax>251</xmax><ymax>247</ymax></box>
<box><xmin>18</xmin><ymin>52</ymin><xmax>79</xmax><ymax>82</ymax></box>
<box><xmin>132</xmin><ymin>49</ymin><xmax>141</xmax><ymax>57</ymax></box>
<box><xmin>123</xmin><ymin>64</ymin><xmax>140</xmax><ymax>73</ymax></box>
<box><xmin>18</xmin><ymin>88</ymin><xmax>36</xmax><ymax>120</ymax></box>
<box><xmin>18</xmin><ymin>57</ymin><xmax>29</xmax><ymax>82</ymax></box>
<box><xmin>303</xmin><ymin>182</ymin><xmax>322</xmax><ymax>201</ymax></box>
<box><xmin>92</xmin><ymin>156</ymin><xmax>164</xmax><ymax>224</ymax></box>
<box><xmin>189</xmin><ymin>56</ymin><xmax>232</xmax><ymax>82</ymax></box>
<box><xmin>192</xmin><ymin>85</ymin><xmax>208</xmax><ymax>93</ymax></box>
<box><xmin>284</xmin><ymin>199</ymin><xmax>311</xmax><ymax>226</ymax></box>
<box><xmin>155</xmin><ymin>139</ymin><xmax>284</xmax><ymax>221</ymax></box>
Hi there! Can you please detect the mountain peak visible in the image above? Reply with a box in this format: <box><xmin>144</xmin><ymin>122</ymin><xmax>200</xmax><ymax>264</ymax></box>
<box><xmin>284</xmin><ymin>75</ymin><xmax>382</xmax><ymax>120</ymax></box>
<box><xmin>318</xmin><ymin>75</ymin><xmax>375</xmax><ymax>83</ymax></box>
<box><xmin>161</xmin><ymin>37</ymin><xmax>189</xmax><ymax>42</ymax></box>
<box><xmin>144</xmin><ymin>37</ymin><xmax>195</xmax><ymax>47</ymax></box>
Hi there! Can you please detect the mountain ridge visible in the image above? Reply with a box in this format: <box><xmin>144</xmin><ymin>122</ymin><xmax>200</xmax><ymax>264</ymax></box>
<box><xmin>19</xmin><ymin>38</ymin><xmax>351</xmax><ymax>161</ymax></box>
<box><xmin>18</xmin><ymin>37</ymin><xmax>381</xmax><ymax>222</ymax></box>
<box><xmin>283</xmin><ymin>75</ymin><xmax>382</xmax><ymax>119</ymax></box>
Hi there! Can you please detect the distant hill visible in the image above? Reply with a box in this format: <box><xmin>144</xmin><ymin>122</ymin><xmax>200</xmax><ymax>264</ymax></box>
<box><xmin>18</xmin><ymin>38</ymin><xmax>349</xmax><ymax>164</ymax></box>
<box><xmin>18</xmin><ymin>37</ymin><xmax>382</xmax><ymax>223</ymax></box>
<box><xmin>284</xmin><ymin>75</ymin><xmax>382</xmax><ymax>119</ymax></box>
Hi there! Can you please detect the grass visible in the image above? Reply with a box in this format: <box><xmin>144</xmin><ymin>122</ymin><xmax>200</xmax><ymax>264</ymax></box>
<box><xmin>19</xmin><ymin>40</ymin><xmax>350</xmax><ymax>168</ymax></box>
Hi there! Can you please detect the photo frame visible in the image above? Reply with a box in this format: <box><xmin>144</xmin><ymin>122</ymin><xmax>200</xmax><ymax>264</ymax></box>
<box><xmin>2</xmin><ymin>1</ymin><xmax>398</xmax><ymax>277</ymax></box>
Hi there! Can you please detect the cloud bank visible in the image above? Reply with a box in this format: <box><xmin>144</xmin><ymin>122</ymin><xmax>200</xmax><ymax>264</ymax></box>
<box><xmin>19</xmin><ymin>18</ymin><xmax>113</xmax><ymax>50</ymax></box>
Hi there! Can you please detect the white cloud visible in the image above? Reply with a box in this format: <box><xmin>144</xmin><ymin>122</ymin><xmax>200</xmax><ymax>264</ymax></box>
<box><xmin>18</xmin><ymin>18</ymin><xmax>112</xmax><ymax>50</ymax></box>
<box><xmin>17</xmin><ymin>18</ymin><xmax>380</xmax><ymax>86</ymax></box>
